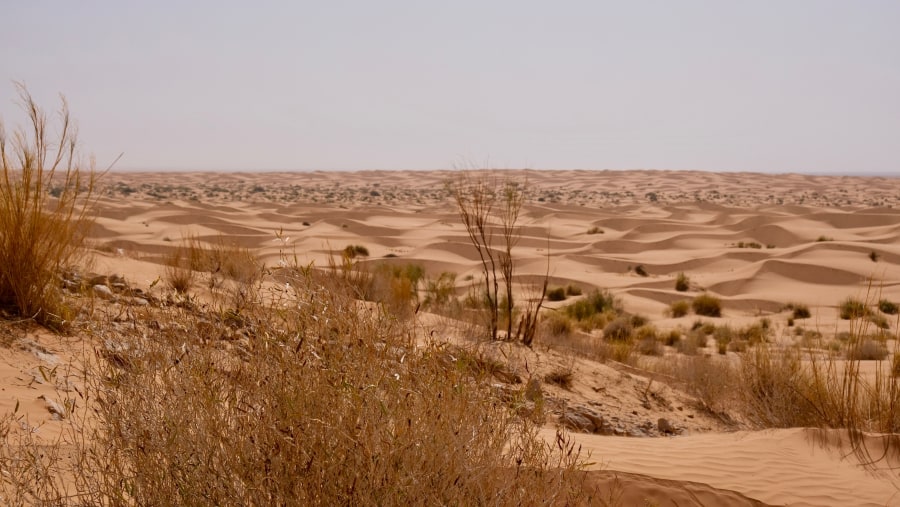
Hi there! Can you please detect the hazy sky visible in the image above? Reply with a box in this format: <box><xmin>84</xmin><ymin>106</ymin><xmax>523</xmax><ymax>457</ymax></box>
<box><xmin>2</xmin><ymin>1</ymin><xmax>898</xmax><ymax>173</ymax></box>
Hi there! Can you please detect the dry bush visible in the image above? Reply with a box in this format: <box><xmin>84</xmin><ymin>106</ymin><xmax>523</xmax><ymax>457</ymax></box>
<box><xmin>668</xmin><ymin>300</ymin><xmax>690</xmax><ymax>318</ymax></box>
<box><xmin>1</xmin><ymin>266</ymin><xmax>595</xmax><ymax>505</ymax></box>
<box><xmin>0</xmin><ymin>84</ymin><xmax>99</xmax><ymax>329</ymax></box>
<box><xmin>878</xmin><ymin>299</ymin><xmax>899</xmax><ymax>315</ymax></box>
<box><xmin>542</xmin><ymin>311</ymin><xmax>573</xmax><ymax>338</ymax></box>
<box><xmin>840</xmin><ymin>297</ymin><xmax>868</xmax><ymax>320</ymax></box>
<box><xmin>164</xmin><ymin>243</ymin><xmax>195</xmax><ymax>294</ymax></box>
<box><xmin>602</xmin><ymin>317</ymin><xmax>633</xmax><ymax>342</ymax></box>
<box><xmin>545</xmin><ymin>286</ymin><xmax>567</xmax><ymax>302</ymax></box>
<box><xmin>654</xmin><ymin>355</ymin><xmax>738</xmax><ymax>415</ymax></box>
<box><xmin>674</xmin><ymin>272</ymin><xmax>690</xmax><ymax>292</ymax></box>
<box><xmin>692</xmin><ymin>293</ymin><xmax>722</xmax><ymax>317</ymax></box>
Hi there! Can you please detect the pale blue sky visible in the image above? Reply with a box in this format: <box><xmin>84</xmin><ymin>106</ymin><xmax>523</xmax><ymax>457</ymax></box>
<box><xmin>2</xmin><ymin>1</ymin><xmax>898</xmax><ymax>173</ymax></box>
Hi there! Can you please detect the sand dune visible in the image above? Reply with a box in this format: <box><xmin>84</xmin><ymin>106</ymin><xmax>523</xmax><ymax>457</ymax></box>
<box><xmin>69</xmin><ymin>169</ymin><xmax>900</xmax><ymax>504</ymax></box>
<box><xmin>553</xmin><ymin>427</ymin><xmax>900</xmax><ymax>507</ymax></box>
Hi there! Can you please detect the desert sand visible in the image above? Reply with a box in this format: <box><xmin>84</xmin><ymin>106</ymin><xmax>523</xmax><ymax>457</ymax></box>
<box><xmin>5</xmin><ymin>169</ymin><xmax>900</xmax><ymax>505</ymax></box>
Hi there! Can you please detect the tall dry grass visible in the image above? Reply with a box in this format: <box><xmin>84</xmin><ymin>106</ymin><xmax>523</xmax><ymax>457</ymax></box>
<box><xmin>0</xmin><ymin>84</ymin><xmax>99</xmax><ymax>329</ymax></box>
<box><xmin>2</xmin><ymin>258</ymin><xmax>594</xmax><ymax>505</ymax></box>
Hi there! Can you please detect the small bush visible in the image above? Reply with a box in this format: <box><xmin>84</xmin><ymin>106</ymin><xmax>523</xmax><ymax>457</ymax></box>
<box><xmin>869</xmin><ymin>313</ymin><xmax>890</xmax><ymax>330</ymax></box>
<box><xmin>791</xmin><ymin>304</ymin><xmax>811</xmax><ymax>319</ymax></box>
<box><xmin>663</xmin><ymin>329</ymin><xmax>681</xmax><ymax>346</ymax></box>
<box><xmin>634</xmin><ymin>265</ymin><xmax>649</xmax><ymax>277</ymax></box>
<box><xmin>878</xmin><ymin>299</ymin><xmax>899</xmax><ymax>315</ymax></box>
<box><xmin>637</xmin><ymin>336</ymin><xmax>663</xmax><ymax>356</ymax></box>
<box><xmin>839</xmin><ymin>297</ymin><xmax>868</xmax><ymax>320</ymax></box>
<box><xmin>586</xmin><ymin>226</ymin><xmax>603</xmax><ymax>235</ymax></box>
<box><xmin>674</xmin><ymin>272</ymin><xmax>690</xmax><ymax>292</ymax></box>
<box><xmin>603</xmin><ymin>316</ymin><xmax>633</xmax><ymax>342</ymax></box>
<box><xmin>816</xmin><ymin>235</ymin><xmax>832</xmax><ymax>242</ymax></box>
<box><xmin>565</xmin><ymin>284</ymin><xmax>582</xmax><ymax>296</ymax></box>
<box><xmin>668</xmin><ymin>300</ymin><xmax>690</xmax><ymax>318</ymax></box>
<box><xmin>343</xmin><ymin>244</ymin><xmax>370</xmax><ymax>258</ymax></box>
<box><xmin>545</xmin><ymin>287</ymin><xmax>567</xmax><ymax>302</ymax></box>
<box><xmin>847</xmin><ymin>339</ymin><xmax>889</xmax><ymax>361</ymax></box>
<box><xmin>692</xmin><ymin>293</ymin><xmax>722</xmax><ymax>317</ymax></box>
<box><xmin>870</xmin><ymin>250</ymin><xmax>880</xmax><ymax>262</ymax></box>
<box><xmin>564</xmin><ymin>290</ymin><xmax>618</xmax><ymax>322</ymax></box>
<box><xmin>543</xmin><ymin>311</ymin><xmax>573</xmax><ymax>337</ymax></box>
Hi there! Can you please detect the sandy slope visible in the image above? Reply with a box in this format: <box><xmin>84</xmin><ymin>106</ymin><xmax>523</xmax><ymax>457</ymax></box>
<box><xmin>5</xmin><ymin>169</ymin><xmax>900</xmax><ymax>505</ymax></box>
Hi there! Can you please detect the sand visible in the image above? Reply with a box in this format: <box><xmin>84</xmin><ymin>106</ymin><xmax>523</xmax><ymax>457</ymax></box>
<box><xmin>5</xmin><ymin>169</ymin><xmax>900</xmax><ymax>505</ymax></box>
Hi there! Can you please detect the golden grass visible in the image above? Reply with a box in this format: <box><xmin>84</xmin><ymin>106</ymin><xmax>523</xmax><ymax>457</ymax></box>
<box><xmin>1</xmin><ymin>258</ymin><xmax>595</xmax><ymax>505</ymax></box>
<box><xmin>0</xmin><ymin>84</ymin><xmax>98</xmax><ymax>330</ymax></box>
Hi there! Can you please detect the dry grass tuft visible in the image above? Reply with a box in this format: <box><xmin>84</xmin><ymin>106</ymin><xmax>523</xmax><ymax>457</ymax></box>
<box><xmin>0</xmin><ymin>84</ymin><xmax>99</xmax><ymax>330</ymax></box>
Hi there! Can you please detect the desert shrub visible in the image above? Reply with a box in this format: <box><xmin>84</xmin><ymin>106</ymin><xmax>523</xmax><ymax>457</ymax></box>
<box><xmin>654</xmin><ymin>356</ymin><xmax>737</xmax><ymax>414</ymax></box>
<box><xmin>343</xmin><ymin>244</ymin><xmax>370</xmax><ymax>258</ymax></box>
<box><xmin>164</xmin><ymin>245</ymin><xmax>195</xmax><ymax>294</ymax></box>
<box><xmin>663</xmin><ymin>329</ymin><xmax>681</xmax><ymax>346</ymax></box>
<box><xmin>0</xmin><ymin>85</ymin><xmax>98</xmax><ymax>329</ymax></box>
<box><xmin>424</xmin><ymin>271</ymin><xmax>457</xmax><ymax>310</ymax></box>
<box><xmin>738</xmin><ymin>322</ymin><xmax>769</xmax><ymax>345</ymax></box>
<box><xmin>564</xmin><ymin>289</ymin><xmax>618</xmax><ymax>322</ymax></box>
<box><xmin>692</xmin><ymin>293</ymin><xmax>722</xmax><ymax>317</ymax></box>
<box><xmin>790</xmin><ymin>303</ymin><xmax>811</xmax><ymax>319</ymax></box>
<box><xmin>586</xmin><ymin>226</ymin><xmax>603</xmax><ymax>235</ymax></box>
<box><xmin>602</xmin><ymin>316</ymin><xmax>633</xmax><ymax>342</ymax></box>
<box><xmin>675</xmin><ymin>331</ymin><xmax>705</xmax><ymax>355</ymax></box>
<box><xmin>637</xmin><ymin>336</ymin><xmax>663</xmax><ymax>356</ymax></box>
<box><xmin>839</xmin><ymin>297</ymin><xmax>868</xmax><ymax>320</ymax></box>
<box><xmin>634</xmin><ymin>265</ymin><xmax>648</xmax><ymax>277</ymax></box>
<box><xmin>37</xmin><ymin>267</ymin><xmax>592</xmax><ymax>506</ymax></box>
<box><xmin>564</xmin><ymin>284</ymin><xmax>582</xmax><ymax>296</ymax></box>
<box><xmin>542</xmin><ymin>311</ymin><xmax>573</xmax><ymax>338</ymax></box>
<box><xmin>630</xmin><ymin>314</ymin><xmax>648</xmax><ymax>327</ymax></box>
<box><xmin>674</xmin><ymin>272</ymin><xmax>690</xmax><ymax>292</ymax></box>
<box><xmin>787</xmin><ymin>317</ymin><xmax>795</xmax><ymax>327</ymax></box>
<box><xmin>668</xmin><ymin>300</ymin><xmax>690</xmax><ymax>318</ymax></box>
<box><xmin>870</xmin><ymin>250</ymin><xmax>880</xmax><ymax>262</ymax></box>
<box><xmin>545</xmin><ymin>286</ymin><xmax>567</xmax><ymax>302</ymax></box>
<box><xmin>869</xmin><ymin>313</ymin><xmax>890</xmax><ymax>330</ymax></box>
<box><xmin>878</xmin><ymin>299</ymin><xmax>899</xmax><ymax>315</ymax></box>
<box><xmin>816</xmin><ymin>235</ymin><xmax>832</xmax><ymax>242</ymax></box>
<box><xmin>847</xmin><ymin>339</ymin><xmax>889</xmax><ymax>361</ymax></box>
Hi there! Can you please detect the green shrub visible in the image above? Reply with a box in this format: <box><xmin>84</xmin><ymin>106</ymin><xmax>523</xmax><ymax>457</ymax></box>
<box><xmin>692</xmin><ymin>293</ymin><xmax>722</xmax><ymax>317</ymax></box>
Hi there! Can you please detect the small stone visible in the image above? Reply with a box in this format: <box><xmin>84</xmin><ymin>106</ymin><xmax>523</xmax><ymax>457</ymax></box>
<box><xmin>92</xmin><ymin>284</ymin><xmax>114</xmax><ymax>300</ymax></box>
<box><xmin>88</xmin><ymin>275</ymin><xmax>108</xmax><ymax>286</ymax></box>
<box><xmin>560</xmin><ymin>411</ymin><xmax>595</xmax><ymax>433</ymax></box>
<box><xmin>38</xmin><ymin>395</ymin><xmax>66</xmax><ymax>420</ymax></box>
